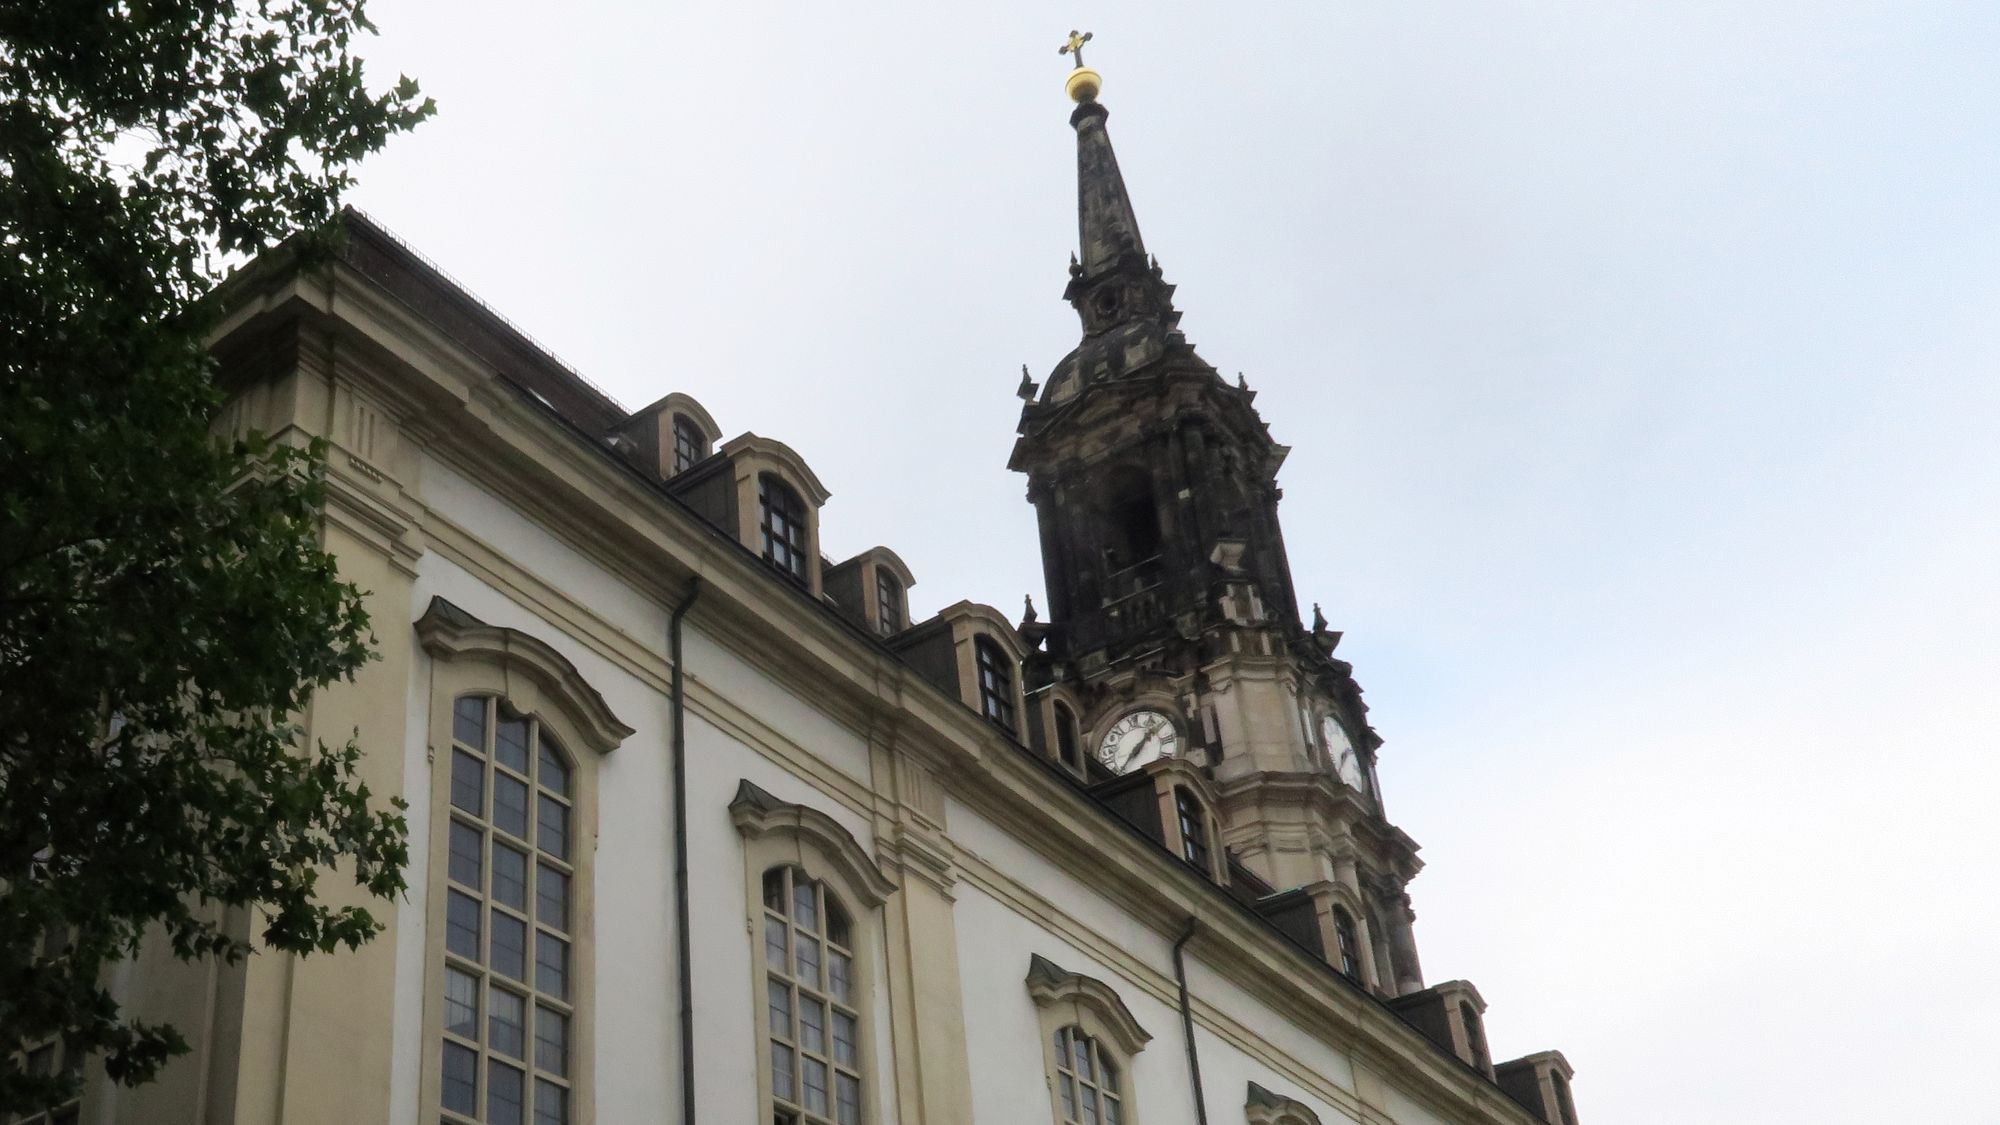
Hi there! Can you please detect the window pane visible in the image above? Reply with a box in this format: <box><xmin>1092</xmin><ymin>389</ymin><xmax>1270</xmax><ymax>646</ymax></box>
<box><xmin>794</xmin><ymin>935</ymin><xmax>821</xmax><ymax>989</ymax></box>
<box><xmin>537</xmin><ymin>795</ymin><xmax>569</xmax><ymax>860</ymax></box>
<box><xmin>768</xmin><ymin>977</ymin><xmax>794</xmax><ymax>1039</ymax></box>
<box><xmin>798</xmin><ymin>995</ymin><xmax>826</xmax><ymax>1054</ymax></box>
<box><xmin>538</xmin><ymin>738</ymin><xmax>570</xmax><ymax>798</ymax></box>
<box><xmin>792</xmin><ymin>882</ymin><xmax>818</xmax><ymax>932</ymax></box>
<box><xmin>764</xmin><ymin>915</ymin><xmax>788</xmax><ymax>969</ymax></box>
<box><xmin>836</xmin><ymin>1073</ymin><xmax>861</xmax><ymax>1125</ymax></box>
<box><xmin>488</xmin><ymin>1059</ymin><xmax>525</xmax><ymax>1125</ymax></box>
<box><xmin>831</xmin><ymin>1010</ymin><xmax>857</xmax><ymax>1067</ymax></box>
<box><xmin>536</xmin><ymin>863</ymin><xmax>568</xmax><ymax>930</ymax></box>
<box><xmin>1080</xmin><ymin>1085</ymin><xmax>1099</xmax><ymax>1125</ymax></box>
<box><xmin>493</xmin><ymin>843</ymin><xmax>528</xmax><ymax>911</ymax></box>
<box><xmin>534</xmin><ymin>1078</ymin><xmax>568</xmax><ymax>1125</ymax></box>
<box><xmin>536</xmin><ymin>932</ymin><xmax>569</xmax><ymax>1000</ymax></box>
<box><xmin>451</xmin><ymin>749</ymin><xmax>485</xmax><ymax>814</ymax></box>
<box><xmin>1073</xmin><ymin>1036</ymin><xmax>1092</xmax><ymax>1080</ymax></box>
<box><xmin>763</xmin><ymin>867</ymin><xmax>787</xmax><ymax>912</ymax></box>
<box><xmin>454</xmin><ymin>696</ymin><xmax>487</xmax><ymax>748</ymax></box>
<box><xmin>771</xmin><ymin>1042</ymin><xmax>796</xmax><ymax>1101</ymax></box>
<box><xmin>826</xmin><ymin>950</ymin><xmax>852</xmax><ymax>1005</ymax></box>
<box><xmin>825</xmin><ymin>898</ymin><xmax>850</xmax><ymax>949</ymax></box>
<box><xmin>443</xmin><ymin>1040</ymin><xmax>479</xmax><ymax>1114</ymax></box>
<box><xmin>491</xmin><ymin>910</ymin><xmax>527</xmax><ymax>982</ymax></box>
<box><xmin>493</xmin><ymin>774</ymin><xmax>530</xmax><ymax>839</ymax></box>
<box><xmin>536</xmin><ymin>1005</ymin><xmax>569</xmax><ymax>1077</ymax></box>
<box><xmin>446</xmin><ymin>890</ymin><xmax>482</xmax><ymax>961</ymax></box>
<box><xmin>1103</xmin><ymin>1093</ymin><xmax>1122</xmax><ymax>1125</ymax></box>
<box><xmin>449</xmin><ymin>820</ymin><xmax>483</xmax><ymax>889</ymax></box>
<box><xmin>495</xmin><ymin>714</ymin><xmax>530</xmax><ymax>773</ymax></box>
<box><xmin>1059</xmin><ymin>1073</ymin><xmax>1077</xmax><ymax>1119</ymax></box>
<box><xmin>801</xmin><ymin>1057</ymin><xmax>829</xmax><ymax>1115</ymax></box>
<box><xmin>444</xmin><ymin>966</ymin><xmax>480</xmax><ymax>1038</ymax></box>
<box><xmin>490</xmin><ymin>987</ymin><xmax>526</xmax><ymax>1060</ymax></box>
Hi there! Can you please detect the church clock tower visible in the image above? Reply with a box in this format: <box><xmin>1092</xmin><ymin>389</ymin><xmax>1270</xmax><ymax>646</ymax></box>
<box><xmin>1011</xmin><ymin>40</ymin><xmax>1428</xmax><ymax>998</ymax></box>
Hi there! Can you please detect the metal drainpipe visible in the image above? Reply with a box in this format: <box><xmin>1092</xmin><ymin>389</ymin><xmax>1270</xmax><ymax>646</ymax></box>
<box><xmin>670</xmin><ymin>578</ymin><xmax>702</xmax><ymax>1125</ymax></box>
<box><xmin>1173</xmin><ymin>917</ymin><xmax>1211</xmax><ymax>1125</ymax></box>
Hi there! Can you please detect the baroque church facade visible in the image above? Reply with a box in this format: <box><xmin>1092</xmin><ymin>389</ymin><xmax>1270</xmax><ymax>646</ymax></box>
<box><xmin>78</xmin><ymin>55</ymin><xmax>1581</xmax><ymax>1125</ymax></box>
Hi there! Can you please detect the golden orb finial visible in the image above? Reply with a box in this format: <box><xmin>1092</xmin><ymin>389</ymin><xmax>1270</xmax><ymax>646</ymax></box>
<box><xmin>1059</xmin><ymin>29</ymin><xmax>1101</xmax><ymax>103</ymax></box>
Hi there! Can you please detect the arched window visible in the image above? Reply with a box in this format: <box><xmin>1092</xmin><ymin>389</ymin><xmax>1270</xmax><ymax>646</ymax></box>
<box><xmin>442</xmin><ymin>695</ymin><xmax>578</xmax><ymax>1125</ymax></box>
<box><xmin>1099</xmin><ymin>466</ymin><xmax>1161</xmax><ymax>569</ymax></box>
<box><xmin>1053</xmin><ymin>1026</ymin><xmax>1125</xmax><ymax>1125</ymax></box>
<box><xmin>1332</xmin><ymin>907</ymin><xmax>1361</xmax><ymax>981</ymax></box>
<box><xmin>672</xmin><ymin>414</ymin><xmax>707</xmax><ymax>473</ymax></box>
<box><xmin>763</xmin><ymin>865</ymin><xmax>862</xmax><ymax>1125</ymax></box>
<box><xmin>874</xmin><ymin>569</ymin><xmax>903</xmax><ymax>635</ymax></box>
<box><xmin>759</xmin><ymin>473</ymin><xmax>809</xmax><ymax>583</ymax></box>
<box><xmin>1026</xmin><ymin>955</ymin><xmax>1149</xmax><ymax>1125</ymax></box>
<box><xmin>1459</xmin><ymin>1000</ymin><xmax>1491</xmax><ymax>1071</ymax></box>
<box><xmin>975</xmin><ymin>636</ymin><xmax>1015</xmax><ymax>732</ymax></box>
<box><xmin>732</xmin><ymin>782</ymin><xmax>897</xmax><ymax>1125</ymax></box>
<box><xmin>1053</xmin><ymin>701</ymin><xmax>1083</xmax><ymax>772</ymax></box>
<box><xmin>1174</xmin><ymin>787</ymin><xmax>1210</xmax><ymax>874</ymax></box>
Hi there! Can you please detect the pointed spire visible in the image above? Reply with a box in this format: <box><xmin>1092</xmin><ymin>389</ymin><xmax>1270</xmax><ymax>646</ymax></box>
<box><xmin>1070</xmin><ymin>97</ymin><xmax>1147</xmax><ymax>278</ymax></box>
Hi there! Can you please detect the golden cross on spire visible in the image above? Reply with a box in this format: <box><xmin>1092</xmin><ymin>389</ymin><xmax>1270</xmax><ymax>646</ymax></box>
<box><xmin>1059</xmin><ymin>29</ymin><xmax>1093</xmax><ymax>69</ymax></box>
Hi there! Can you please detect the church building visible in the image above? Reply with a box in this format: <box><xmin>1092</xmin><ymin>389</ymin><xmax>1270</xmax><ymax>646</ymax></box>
<box><xmin>78</xmin><ymin>45</ymin><xmax>1581</xmax><ymax>1125</ymax></box>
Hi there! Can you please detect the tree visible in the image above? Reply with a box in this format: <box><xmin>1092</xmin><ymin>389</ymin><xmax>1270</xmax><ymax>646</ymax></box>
<box><xmin>0</xmin><ymin>2</ymin><xmax>433</xmax><ymax>1114</ymax></box>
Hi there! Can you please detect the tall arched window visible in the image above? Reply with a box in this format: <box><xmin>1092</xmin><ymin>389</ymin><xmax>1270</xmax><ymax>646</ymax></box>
<box><xmin>1026</xmin><ymin>955</ymin><xmax>1149</xmax><ymax>1125</ymax></box>
<box><xmin>1052</xmin><ymin>1026</ymin><xmax>1125</xmax><ymax>1125</ymax></box>
<box><xmin>764</xmin><ymin>865</ymin><xmax>862</xmax><ymax>1125</ymax></box>
<box><xmin>1053</xmin><ymin>701</ymin><xmax>1082</xmax><ymax>773</ymax></box>
<box><xmin>1332</xmin><ymin>907</ymin><xmax>1361</xmax><ymax>981</ymax></box>
<box><xmin>672</xmin><ymin>414</ymin><xmax>707</xmax><ymax>473</ymax></box>
<box><xmin>443</xmin><ymin>694</ymin><xmax>577</xmax><ymax>1125</ymax></box>
<box><xmin>975</xmin><ymin>636</ymin><xmax>1015</xmax><ymax>732</ymax></box>
<box><xmin>1173</xmin><ymin>787</ymin><xmax>1210</xmax><ymax>874</ymax></box>
<box><xmin>760</xmin><ymin>474</ymin><xmax>809</xmax><ymax>583</ymax></box>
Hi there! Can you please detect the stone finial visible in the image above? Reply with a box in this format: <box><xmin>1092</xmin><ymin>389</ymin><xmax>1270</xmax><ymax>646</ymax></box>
<box><xmin>1312</xmin><ymin>603</ymin><xmax>1328</xmax><ymax>633</ymax></box>
<box><xmin>1016</xmin><ymin>364</ymin><xmax>1039</xmax><ymax>400</ymax></box>
<box><xmin>1023</xmin><ymin>593</ymin><xmax>1039</xmax><ymax>624</ymax></box>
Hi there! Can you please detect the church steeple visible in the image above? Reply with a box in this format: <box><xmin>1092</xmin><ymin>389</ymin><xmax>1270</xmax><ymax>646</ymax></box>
<box><xmin>1070</xmin><ymin>98</ymin><xmax>1147</xmax><ymax>278</ymax></box>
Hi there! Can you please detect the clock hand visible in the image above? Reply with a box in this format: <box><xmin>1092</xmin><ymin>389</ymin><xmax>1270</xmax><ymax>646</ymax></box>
<box><xmin>1123</xmin><ymin>729</ymin><xmax>1155</xmax><ymax>771</ymax></box>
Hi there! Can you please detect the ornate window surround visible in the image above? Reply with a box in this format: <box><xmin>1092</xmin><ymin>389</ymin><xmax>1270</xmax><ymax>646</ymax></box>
<box><xmin>414</xmin><ymin>597</ymin><xmax>635</xmax><ymax>1123</ymax></box>
<box><xmin>731</xmin><ymin>781</ymin><xmax>899</xmax><ymax>1124</ymax></box>
<box><xmin>1244</xmin><ymin>1081</ymin><xmax>1325</xmax><ymax>1125</ymax></box>
<box><xmin>1139</xmin><ymin>757</ymin><xmax>1227</xmax><ymax>884</ymax></box>
<box><xmin>1024</xmin><ymin>954</ymin><xmax>1151</xmax><ymax>1125</ymax></box>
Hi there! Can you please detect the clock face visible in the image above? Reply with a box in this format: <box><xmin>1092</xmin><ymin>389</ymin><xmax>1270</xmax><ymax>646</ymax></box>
<box><xmin>1321</xmin><ymin>715</ymin><xmax>1368</xmax><ymax>794</ymax></box>
<box><xmin>1098</xmin><ymin>710</ymin><xmax>1179</xmax><ymax>774</ymax></box>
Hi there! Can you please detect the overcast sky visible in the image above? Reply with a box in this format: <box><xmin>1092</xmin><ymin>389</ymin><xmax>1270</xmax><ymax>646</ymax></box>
<box><xmin>344</xmin><ymin>4</ymin><xmax>2000</xmax><ymax>1121</ymax></box>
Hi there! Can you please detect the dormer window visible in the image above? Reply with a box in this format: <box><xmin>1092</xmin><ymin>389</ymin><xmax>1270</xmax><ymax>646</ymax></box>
<box><xmin>975</xmin><ymin>636</ymin><xmax>1015</xmax><ymax>732</ymax></box>
<box><xmin>1174</xmin><ymin>787</ymin><xmax>1210</xmax><ymax>873</ymax></box>
<box><xmin>1053</xmin><ymin>701</ymin><xmax>1083</xmax><ymax>773</ymax></box>
<box><xmin>875</xmin><ymin>569</ymin><xmax>903</xmax><ymax>635</ymax></box>
<box><xmin>672</xmin><ymin>413</ymin><xmax>706</xmax><ymax>473</ymax></box>
<box><xmin>1333</xmin><ymin>907</ymin><xmax>1362</xmax><ymax>980</ymax></box>
<box><xmin>759</xmin><ymin>473</ymin><xmax>809</xmax><ymax>584</ymax></box>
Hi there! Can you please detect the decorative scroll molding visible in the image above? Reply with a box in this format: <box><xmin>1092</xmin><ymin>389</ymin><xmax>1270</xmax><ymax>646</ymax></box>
<box><xmin>729</xmin><ymin>780</ymin><xmax>899</xmax><ymax>908</ymax></box>
<box><xmin>1024</xmin><ymin>954</ymin><xmax>1151</xmax><ymax>1057</ymax></box>
<box><xmin>1245</xmin><ymin>1081</ymin><xmax>1324</xmax><ymax>1125</ymax></box>
<box><xmin>414</xmin><ymin>596</ymin><xmax>634</xmax><ymax>754</ymax></box>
